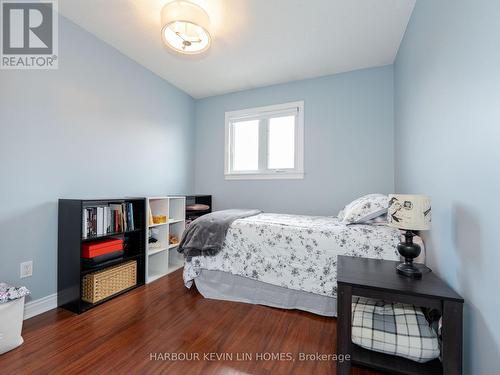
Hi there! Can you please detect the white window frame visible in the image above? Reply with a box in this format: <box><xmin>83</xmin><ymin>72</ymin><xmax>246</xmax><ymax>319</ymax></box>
<box><xmin>224</xmin><ymin>101</ymin><xmax>304</xmax><ymax>180</ymax></box>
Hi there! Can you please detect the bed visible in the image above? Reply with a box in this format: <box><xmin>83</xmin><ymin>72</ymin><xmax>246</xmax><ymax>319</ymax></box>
<box><xmin>183</xmin><ymin>212</ymin><xmax>406</xmax><ymax>316</ymax></box>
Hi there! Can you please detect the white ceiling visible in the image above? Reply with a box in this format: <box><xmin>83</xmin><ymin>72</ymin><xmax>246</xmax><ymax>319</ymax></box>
<box><xmin>59</xmin><ymin>0</ymin><xmax>415</xmax><ymax>99</ymax></box>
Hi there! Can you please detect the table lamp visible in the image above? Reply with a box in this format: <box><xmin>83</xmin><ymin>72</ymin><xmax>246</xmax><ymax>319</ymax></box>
<box><xmin>387</xmin><ymin>194</ymin><xmax>431</xmax><ymax>279</ymax></box>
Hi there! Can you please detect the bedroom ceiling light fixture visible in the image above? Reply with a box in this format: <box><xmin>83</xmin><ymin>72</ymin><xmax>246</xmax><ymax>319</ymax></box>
<box><xmin>161</xmin><ymin>0</ymin><xmax>211</xmax><ymax>54</ymax></box>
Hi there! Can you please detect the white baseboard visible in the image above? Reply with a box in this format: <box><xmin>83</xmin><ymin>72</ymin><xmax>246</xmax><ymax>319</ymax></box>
<box><xmin>24</xmin><ymin>293</ymin><xmax>58</xmax><ymax>320</ymax></box>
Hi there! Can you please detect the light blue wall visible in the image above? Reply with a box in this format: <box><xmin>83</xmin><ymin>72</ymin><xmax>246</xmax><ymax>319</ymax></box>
<box><xmin>194</xmin><ymin>66</ymin><xmax>395</xmax><ymax>215</ymax></box>
<box><xmin>394</xmin><ymin>1</ymin><xmax>500</xmax><ymax>374</ymax></box>
<box><xmin>0</xmin><ymin>17</ymin><xmax>195</xmax><ymax>300</ymax></box>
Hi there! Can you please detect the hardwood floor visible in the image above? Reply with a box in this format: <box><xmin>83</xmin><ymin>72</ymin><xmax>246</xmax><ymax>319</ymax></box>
<box><xmin>0</xmin><ymin>269</ymin><xmax>383</xmax><ymax>375</ymax></box>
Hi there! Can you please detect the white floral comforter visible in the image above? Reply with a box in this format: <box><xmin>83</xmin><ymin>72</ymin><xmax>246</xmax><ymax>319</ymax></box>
<box><xmin>183</xmin><ymin>213</ymin><xmax>400</xmax><ymax>298</ymax></box>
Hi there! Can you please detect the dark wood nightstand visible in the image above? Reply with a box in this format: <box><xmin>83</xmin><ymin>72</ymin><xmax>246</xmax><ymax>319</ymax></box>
<box><xmin>336</xmin><ymin>255</ymin><xmax>464</xmax><ymax>375</ymax></box>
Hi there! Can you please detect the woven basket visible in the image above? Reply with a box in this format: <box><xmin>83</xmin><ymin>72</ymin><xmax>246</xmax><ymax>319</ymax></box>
<box><xmin>82</xmin><ymin>261</ymin><xmax>137</xmax><ymax>303</ymax></box>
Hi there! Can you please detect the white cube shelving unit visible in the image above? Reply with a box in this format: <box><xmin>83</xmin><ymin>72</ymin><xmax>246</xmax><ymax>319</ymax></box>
<box><xmin>145</xmin><ymin>196</ymin><xmax>186</xmax><ymax>283</ymax></box>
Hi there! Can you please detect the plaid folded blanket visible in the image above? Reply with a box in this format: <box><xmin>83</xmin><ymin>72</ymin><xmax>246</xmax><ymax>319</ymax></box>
<box><xmin>351</xmin><ymin>296</ymin><xmax>440</xmax><ymax>363</ymax></box>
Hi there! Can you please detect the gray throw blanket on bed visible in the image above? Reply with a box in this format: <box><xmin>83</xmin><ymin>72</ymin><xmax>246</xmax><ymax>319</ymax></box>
<box><xmin>179</xmin><ymin>209</ymin><xmax>262</xmax><ymax>260</ymax></box>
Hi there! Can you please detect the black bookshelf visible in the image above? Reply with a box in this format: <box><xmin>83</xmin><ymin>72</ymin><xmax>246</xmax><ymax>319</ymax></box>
<box><xmin>58</xmin><ymin>198</ymin><xmax>146</xmax><ymax>314</ymax></box>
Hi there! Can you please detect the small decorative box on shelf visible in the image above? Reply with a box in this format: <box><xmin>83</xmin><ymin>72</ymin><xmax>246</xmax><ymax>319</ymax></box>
<box><xmin>57</xmin><ymin>198</ymin><xmax>146</xmax><ymax>314</ymax></box>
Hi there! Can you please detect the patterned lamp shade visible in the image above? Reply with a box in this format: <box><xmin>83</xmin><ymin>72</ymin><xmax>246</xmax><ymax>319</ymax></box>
<box><xmin>387</xmin><ymin>194</ymin><xmax>431</xmax><ymax>231</ymax></box>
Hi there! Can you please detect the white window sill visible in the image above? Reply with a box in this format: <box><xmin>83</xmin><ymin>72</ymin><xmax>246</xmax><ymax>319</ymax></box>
<box><xmin>224</xmin><ymin>172</ymin><xmax>304</xmax><ymax>180</ymax></box>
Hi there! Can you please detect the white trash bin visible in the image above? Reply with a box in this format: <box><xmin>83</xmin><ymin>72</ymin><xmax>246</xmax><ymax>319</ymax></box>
<box><xmin>0</xmin><ymin>283</ymin><xmax>29</xmax><ymax>355</ymax></box>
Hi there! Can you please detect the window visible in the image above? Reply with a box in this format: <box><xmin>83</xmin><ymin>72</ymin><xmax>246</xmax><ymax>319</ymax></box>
<box><xmin>225</xmin><ymin>101</ymin><xmax>304</xmax><ymax>180</ymax></box>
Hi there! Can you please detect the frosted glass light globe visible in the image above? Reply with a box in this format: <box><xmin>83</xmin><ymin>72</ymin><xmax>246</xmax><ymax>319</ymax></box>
<box><xmin>161</xmin><ymin>1</ymin><xmax>211</xmax><ymax>54</ymax></box>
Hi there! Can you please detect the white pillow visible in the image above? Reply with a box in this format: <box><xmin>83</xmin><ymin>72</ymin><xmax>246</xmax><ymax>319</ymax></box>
<box><xmin>363</xmin><ymin>213</ymin><xmax>388</xmax><ymax>225</ymax></box>
<box><xmin>340</xmin><ymin>194</ymin><xmax>389</xmax><ymax>224</ymax></box>
<box><xmin>337</xmin><ymin>209</ymin><xmax>345</xmax><ymax>221</ymax></box>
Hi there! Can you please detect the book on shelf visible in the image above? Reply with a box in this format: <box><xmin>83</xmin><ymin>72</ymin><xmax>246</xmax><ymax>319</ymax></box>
<box><xmin>82</xmin><ymin>202</ymin><xmax>135</xmax><ymax>238</ymax></box>
<box><xmin>96</xmin><ymin>207</ymin><xmax>104</xmax><ymax>235</ymax></box>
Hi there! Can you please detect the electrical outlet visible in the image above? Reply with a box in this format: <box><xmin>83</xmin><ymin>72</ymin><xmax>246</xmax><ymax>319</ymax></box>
<box><xmin>20</xmin><ymin>261</ymin><xmax>33</xmax><ymax>278</ymax></box>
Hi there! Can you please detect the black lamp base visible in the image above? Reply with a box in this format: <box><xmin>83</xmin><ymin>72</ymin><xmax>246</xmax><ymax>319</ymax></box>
<box><xmin>396</xmin><ymin>230</ymin><xmax>422</xmax><ymax>279</ymax></box>
<box><xmin>397</xmin><ymin>262</ymin><xmax>422</xmax><ymax>279</ymax></box>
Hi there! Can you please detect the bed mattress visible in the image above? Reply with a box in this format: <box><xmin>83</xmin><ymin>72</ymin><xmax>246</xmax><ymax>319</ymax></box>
<box><xmin>184</xmin><ymin>213</ymin><xmax>401</xmax><ymax>299</ymax></box>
